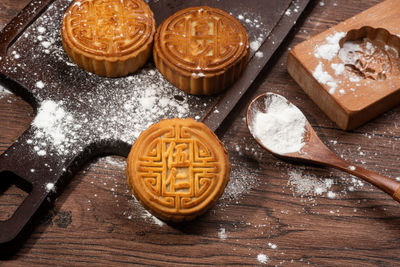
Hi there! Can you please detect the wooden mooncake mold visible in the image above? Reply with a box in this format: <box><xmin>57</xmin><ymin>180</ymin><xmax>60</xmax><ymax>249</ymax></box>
<box><xmin>153</xmin><ymin>6</ymin><xmax>250</xmax><ymax>95</ymax></box>
<box><xmin>62</xmin><ymin>0</ymin><xmax>155</xmax><ymax>77</ymax></box>
<box><xmin>126</xmin><ymin>118</ymin><xmax>230</xmax><ymax>222</ymax></box>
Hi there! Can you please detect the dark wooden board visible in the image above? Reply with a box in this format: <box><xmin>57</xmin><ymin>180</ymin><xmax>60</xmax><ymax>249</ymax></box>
<box><xmin>2</xmin><ymin>0</ymin><xmax>400</xmax><ymax>266</ymax></box>
<box><xmin>0</xmin><ymin>0</ymin><xmax>310</xmax><ymax>250</ymax></box>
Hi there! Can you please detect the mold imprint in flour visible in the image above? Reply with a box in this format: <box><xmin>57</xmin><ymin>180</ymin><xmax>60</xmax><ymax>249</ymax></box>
<box><xmin>339</xmin><ymin>26</ymin><xmax>400</xmax><ymax>81</ymax></box>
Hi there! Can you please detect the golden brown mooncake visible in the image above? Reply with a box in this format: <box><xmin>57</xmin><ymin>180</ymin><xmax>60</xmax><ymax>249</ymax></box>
<box><xmin>153</xmin><ymin>6</ymin><xmax>250</xmax><ymax>95</ymax></box>
<box><xmin>126</xmin><ymin>118</ymin><xmax>230</xmax><ymax>222</ymax></box>
<box><xmin>61</xmin><ymin>0</ymin><xmax>155</xmax><ymax>77</ymax></box>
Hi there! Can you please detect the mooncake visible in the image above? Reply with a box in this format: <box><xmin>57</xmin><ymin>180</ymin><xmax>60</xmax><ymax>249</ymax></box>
<box><xmin>153</xmin><ymin>6</ymin><xmax>250</xmax><ymax>95</ymax></box>
<box><xmin>62</xmin><ymin>0</ymin><xmax>155</xmax><ymax>77</ymax></box>
<box><xmin>126</xmin><ymin>118</ymin><xmax>230</xmax><ymax>222</ymax></box>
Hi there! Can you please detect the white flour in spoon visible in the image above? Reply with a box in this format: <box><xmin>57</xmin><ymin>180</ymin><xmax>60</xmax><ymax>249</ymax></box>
<box><xmin>250</xmin><ymin>93</ymin><xmax>307</xmax><ymax>154</ymax></box>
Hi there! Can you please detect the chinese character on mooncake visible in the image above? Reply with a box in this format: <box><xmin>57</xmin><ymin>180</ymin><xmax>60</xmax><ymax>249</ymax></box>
<box><xmin>154</xmin><ymin>6</ymin><xmax>250</xmax><ymax>95</ymax></box>
<box><xmin>126</xmin><ymin>118</ymin><xmax>230</xmax><ymax>222</ymax></box>
<box><xmin>62</xmin><ymin>0</ymin><xmax>155</xmax><ymax>77</ymax></box>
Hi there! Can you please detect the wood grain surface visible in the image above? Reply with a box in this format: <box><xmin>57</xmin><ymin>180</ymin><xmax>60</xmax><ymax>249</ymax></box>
<box><xmin>1</xmin><ymin>0</ymin><xmax>400</xmax><ymax>266</ymax></box>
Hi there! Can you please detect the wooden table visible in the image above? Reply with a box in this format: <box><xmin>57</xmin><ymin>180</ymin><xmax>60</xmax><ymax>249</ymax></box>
<box><xmin>1</xmin><ymin>0</ymin><xmax>399</xmax><ymax>265</ymax></box>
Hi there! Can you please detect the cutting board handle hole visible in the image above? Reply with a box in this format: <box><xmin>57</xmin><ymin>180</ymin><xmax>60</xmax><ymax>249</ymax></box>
<box><xmin>0</xmin><ymin>171</ymin><xmax>32</xmax><ymax>222</ymax></box>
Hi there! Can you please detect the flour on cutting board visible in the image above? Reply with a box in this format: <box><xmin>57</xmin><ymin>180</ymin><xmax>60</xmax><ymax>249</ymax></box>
<box><xmin>234</xmin><ymin>11</ymin><xmax>268</xmax><ymax>53</ymax></box>
<box><xmin>32</xmin><ymin>100</ymin><xmax>80</xmax><ymax>156</ymax></box>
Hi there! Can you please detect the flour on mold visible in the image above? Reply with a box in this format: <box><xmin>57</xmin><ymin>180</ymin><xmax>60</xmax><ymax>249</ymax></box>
<box><xmin>314</xmin><ymin>32</ymin><xmax>345</xmax><ymax>61</ymax></box>
<box><xmin>313</xmin><ymin>62</ymin><xmax>338</xmax><ymax>94</ymax></box>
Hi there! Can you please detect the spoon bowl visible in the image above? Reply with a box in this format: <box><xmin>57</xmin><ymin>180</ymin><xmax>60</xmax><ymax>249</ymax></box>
<box><xmin>247</xmin><ymin>92</ymin><xmax>400</xmax><ymax>203</ymax></box>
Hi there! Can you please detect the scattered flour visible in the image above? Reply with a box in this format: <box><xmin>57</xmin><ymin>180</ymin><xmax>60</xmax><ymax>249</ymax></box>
<box><xmin>191</xmin><ymin>72</ymin><xmax>205</xmax><ymax>77</ymax></box>
<box><xmin>35</xmin><ymin>81</ymin><xmax>45</xmax><ymax>89</ymax></box>
<box><xmin>396</xmin><ymin>177</ymin><xmax>400</xmax><ymax>182</ymax></box>
<box><xmin>31</xmin><ymin>100</ymin><xmax>80</xmax><ymax>155</ymax></box>
<box><xmin>45</xmin><ymin>182</ymin><xmax>55</xmax><ymax>192</ymax></box>
<box><xmin>104</xmin><ymin>157</ymin><xmax>126</xmax><ymax>169</ymax></box>
<box><xmin>234</xmin><ymin>11</ymin><xmax>267</xmax><ymax>55</ymax></box>
<box><xmin>41</xmin><ymin>41</ymin><xmax>52</xmax><ymax>49</ymax></box>
<box><xmin>268</xmin><ymin>242</ymin><xmax>277</xmax><ymax>249</ymax></box>
<box><xmin>37</xmin><ymin>26</ymin><xmax>46</xmax><ymax>33</ymax></box>
<box><xmin>288</xmin><ymin>170</ymin><xmax>334</xmax><ymax>197</ymax></box>
<box><xmin>314</xmin><ymin>32</ymin><xmax>345</xmax><ymax>61</ymax></box>
<box><xmin>255</xmin><ymin>51</ymin><xmax>264</xmax><ymax>58</ymax></box>
<box><xmin>313</xmin><ymin>62</ymin><xmax>338</xmax><ymax>94</ymax></box>
<box><xmin>349</xmin><ymin>76</ymin><xmax>360</xmax><ymax>82</ymax></box>
<box><xmin>331</xmin><ymin>63</ymin><xmax>344</xmax><ymax>75</ymax></box>
<box><xmin>37</xmin><ymin>150</ymin><xmax>47</xmax><ymax>156</ymax></box>
<box><xmin>142</xmin><ymin>210</ymin><xmax>165</xmax><ymax>227</ymax></box>
<box><xmin>327</xmin><ymin>191</ymin><xmax>336</xmax><ymax>199</ymax></box>
<box><xmin>257</xmin><ymin>254</ymin><xmax>269</xmax><ymax>264</ymax></box>
<box><xmin>11</xmin><ymin>51</ymin><xmax>20</xmax><ymax>59</ymax></box>
<box><xmin>218</xmin><ymin>228</ymin><xmax>227</xmax><ymax>240</ymax></box>
<box><xmin>288</xmin><ymin>168</ymin><xmax>368</xmax><ymax>199</ymax></box>
<box><xmin>249</xmin><ymin>93</ymin><xmax>306</xmax><ymax>155</ymax></box>
<box><xmin>250</xmin><ymin>40</ymin><xmax>261</xmax><ymax>52</ymax></box>
<box><xmin>338</xmin><ymin>41</ymin><xmax>362</xmax><ymax>64</ymax></box>
<box><xmin>221</xmin><ymin>163</ymin><xmax>258</xmax><ymax>201</ymax></box>
<box><xmin>0</xmin><ymin>84</ymin><xmax>12</xmax><ymax>98</ymax></box>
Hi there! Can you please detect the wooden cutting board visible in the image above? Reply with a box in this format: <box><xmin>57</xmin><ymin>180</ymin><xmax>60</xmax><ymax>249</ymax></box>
<box><xmin>287</xmin><ymin>0</ymin><xmax>400</xmax><ymax>130</ymax></box>
<box><xmin>0</xmin><ymin>0</ymin><xmax>310</xmax><ymax>249</ymax></box>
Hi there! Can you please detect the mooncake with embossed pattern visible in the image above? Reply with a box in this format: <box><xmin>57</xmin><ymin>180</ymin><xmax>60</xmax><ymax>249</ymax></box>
<box><xmin>153</xmin><ymin>6</ymin><xmax>250</xmax><ymax>95</ymax></box>
<box><xmin>126</xmin><ymin>118</ymin><xmax>230</xmax><ymax>222</ymax></box>
<box><xmin>62</xmin><ymin>0</ymin><xmax>155</xmax><ymax>77</ymax></box>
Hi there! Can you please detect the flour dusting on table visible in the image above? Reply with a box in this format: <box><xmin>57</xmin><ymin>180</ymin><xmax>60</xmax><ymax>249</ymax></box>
<box><xmin>257</xmin><ymin>253</ymin><xmax>269</xmax><ymax>264</ymax></box>
<box><xmin>221</xmin><ymin>162</ymin><xmax>260</xmax><ymax>201</ymax></box>
<box><xmin>288</xmin><ymin>170</ymin><xmax>334</xmax><ymax>197</ymax></box>
<box><xmin>287</xmin><ymin>168</ymin><xmax>366</xmax><ymax>200</ymax></box>
<box><xmin>0</xmin><ymin>83</ymin><xmax>12</xmax><ymax>99</ymax></box>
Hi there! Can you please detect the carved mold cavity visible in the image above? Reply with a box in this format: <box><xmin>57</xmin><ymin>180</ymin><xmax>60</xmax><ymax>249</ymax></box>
<box><xmin>338</xmin><ymin>26</ymin><xmax>400</xmax><ymax>81</ymax></box>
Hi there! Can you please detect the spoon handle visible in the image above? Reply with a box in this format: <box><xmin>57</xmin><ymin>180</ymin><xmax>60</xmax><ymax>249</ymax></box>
<box><xmin>322</xmin><ymin>150</ymin><xmax>400</xmax><ymax>203</ymax></box>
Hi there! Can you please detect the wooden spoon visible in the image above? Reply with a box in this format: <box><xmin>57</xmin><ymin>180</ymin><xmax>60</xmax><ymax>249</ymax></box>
<box><xmin>247</xmin><ymin>92</ymin><xmax>400</xmax><ymax>203</ymax></box>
